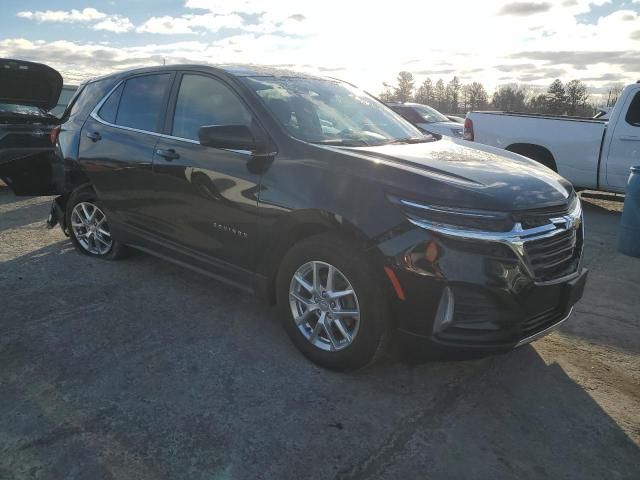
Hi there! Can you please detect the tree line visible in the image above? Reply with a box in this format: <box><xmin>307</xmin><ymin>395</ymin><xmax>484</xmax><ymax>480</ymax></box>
<box><xmin>379</xmin><ymin>71</ymin><xmax>608</xmax><ymax>117</ymax></box>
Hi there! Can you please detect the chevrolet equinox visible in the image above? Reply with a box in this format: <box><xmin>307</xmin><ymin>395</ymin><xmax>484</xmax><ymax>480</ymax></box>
<box><xmin>0</xmin><ymin>61</ymin><xmax>588</xmax><ymax>371</ymax></box>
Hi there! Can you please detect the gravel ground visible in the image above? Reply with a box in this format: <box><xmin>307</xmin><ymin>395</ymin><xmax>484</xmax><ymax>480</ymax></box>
<box><xmin>0</xmin><ymin>186</ymin><xmax>638</xmax><ymax>480</ymax></box>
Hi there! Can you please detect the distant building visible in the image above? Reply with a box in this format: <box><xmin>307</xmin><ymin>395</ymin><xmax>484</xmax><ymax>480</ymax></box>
<box><xmin>51</xmin><ymin>85</ymin><xmax>78</xmax><ymax>116</ymax></box>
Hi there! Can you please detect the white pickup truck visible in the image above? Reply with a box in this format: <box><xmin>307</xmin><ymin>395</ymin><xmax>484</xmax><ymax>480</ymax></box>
<box><xmin>464</xmin><ymin>82</ymin><xmax>640</xmax><ymax>193</ymax></box>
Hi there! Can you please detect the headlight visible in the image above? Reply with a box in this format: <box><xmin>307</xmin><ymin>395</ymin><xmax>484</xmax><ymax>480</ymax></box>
<box><xmin>388</xmin><ymin>195</ymin><xmax>513</xmax><ymax>233</ymax></box>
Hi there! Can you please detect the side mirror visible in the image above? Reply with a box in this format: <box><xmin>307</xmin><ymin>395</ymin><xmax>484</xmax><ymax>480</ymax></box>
<box><xmin>198</xmin><ymin>124</ymin><xmax>255</xmax><ymax>151</ymax></box>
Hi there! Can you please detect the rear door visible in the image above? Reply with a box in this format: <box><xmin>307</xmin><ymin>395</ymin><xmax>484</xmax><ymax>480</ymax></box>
<box><xmin>78</xmin><ymin>72</ymin><xmax>174</xmax><ymax>234</ymax></box>
<box><xmin>605</xmin><ymin>90</ymin><xmax>640</xmax><ymax>192</ymax></box>
<box><xmin>149</xmin><ymin>72</ymin><xmax>263</xmax><ymax>278</ymax></box>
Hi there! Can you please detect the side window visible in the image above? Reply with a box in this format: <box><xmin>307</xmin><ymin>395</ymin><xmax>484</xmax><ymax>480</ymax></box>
<box><xmin>115</xmin><ymin>74</ymin><xmax>171</xmax><ymax>132</ymax></box>
<box><xmin>172</xmin><ymin>74</ymin><xmax>251</xmax><ymax>141</ymax></box>
<box><xmin>393</xmin><ymin>106</ymin><xmax>423</xmax><ymax>124</ymax></box>
<box><xmin>625</xmin><ymin>91</ymin><xmax>640</xmax><ymax>127</ymax></box>
<box><xmin>97</xmin><ymin>83</ymin><xmax>123</xmax><ymax>124</ymax></box>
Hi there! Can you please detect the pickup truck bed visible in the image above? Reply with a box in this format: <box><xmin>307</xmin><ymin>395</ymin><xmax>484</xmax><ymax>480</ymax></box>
<box><xmin>465</xmin><ymin>83</ymin><xmax>640</xmax><ymax>194</ymax></box>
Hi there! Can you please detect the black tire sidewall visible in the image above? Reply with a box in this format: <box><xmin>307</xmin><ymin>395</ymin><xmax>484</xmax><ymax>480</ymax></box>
<box><xmin>277</xmin><ymin>234</ymin><xmax>390</xmax><ymax>371</ymax></box>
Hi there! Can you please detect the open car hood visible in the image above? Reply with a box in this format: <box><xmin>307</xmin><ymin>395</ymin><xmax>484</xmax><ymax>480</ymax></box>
<box><xmin>0</xmin><ymin>58</ymin><xmax>63</xmax><ymax>111</ymax></box>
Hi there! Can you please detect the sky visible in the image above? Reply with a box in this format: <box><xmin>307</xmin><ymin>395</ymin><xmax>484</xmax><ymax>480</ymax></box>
<box><xmin>0</xmin><ymin>0</ymin><xmax>639</xmax><ymax>98</ymax></box>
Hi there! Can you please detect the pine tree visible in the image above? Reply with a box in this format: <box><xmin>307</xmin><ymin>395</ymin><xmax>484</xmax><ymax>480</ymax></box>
<box><xmin>445</xmin><ymin>76</ymin><xmax>461</xmax><ymax>113</ymax></box>
<box><xmin>414</xmin><ymin>78</ymin><xmax>434</xmax><ymax>105</ymax></box>
<box><xmin>434</xmin><ymin>79</ymin><xmax>446</xmax><ymax>112</ymax></box>
<box><xmin>393</xmin><ymin>71</ymin><xmax>415</xmax><ymax>103</ymax></box>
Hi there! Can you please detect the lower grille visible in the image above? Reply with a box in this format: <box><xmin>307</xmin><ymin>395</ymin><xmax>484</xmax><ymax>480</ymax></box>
<box><xmin>524</xmin><ymin>227</ymin><xmax>582</xmax><ymax>281</ymax></box>
<box><xmin>522</xmin><ymin>307</ymin><xmax>565</xmax><ymax>337</ymax></box>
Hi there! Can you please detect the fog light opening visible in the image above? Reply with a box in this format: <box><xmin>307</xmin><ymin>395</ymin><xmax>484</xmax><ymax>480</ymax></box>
<box><xmin>433</xmin><ymin>286</ymin><xmax>455</xmax><ymax>334</ymax></box>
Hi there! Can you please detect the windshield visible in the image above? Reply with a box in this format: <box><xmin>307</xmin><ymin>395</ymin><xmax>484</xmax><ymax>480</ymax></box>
<box><xmin>241</xmin><ymin>76</ymin><xmax>427</xmax><ymax>146</ymax></box>
<box><xmin>411</xmin><ymin>104</ymin><xmax>449</xmax><ymax>123</ymax></box>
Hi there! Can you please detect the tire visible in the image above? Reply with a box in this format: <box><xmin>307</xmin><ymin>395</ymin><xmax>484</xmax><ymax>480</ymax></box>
<box><xmin>276</xmin><ymin>234</ymin><xmax>390</xmax><ymax>371</ymax></box>
<box><xmin>66</xmin><ymin>189</ymin><xmax>127</xmax><ymax>260</ymax></box>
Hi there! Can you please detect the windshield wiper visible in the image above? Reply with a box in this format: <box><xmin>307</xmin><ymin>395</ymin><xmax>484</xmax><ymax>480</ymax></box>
<box><xmin>313</xmin><ymin>138</ymin><xmax>371</xmax><ymax>147</ymax></box>
<box><xmin>383</xmin><ymin>136</ymin><xmax>431</xmax><ymax>145</ymax></box>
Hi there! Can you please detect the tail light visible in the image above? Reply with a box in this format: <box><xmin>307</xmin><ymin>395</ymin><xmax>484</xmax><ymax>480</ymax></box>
<box><xmin>49</xmin><ymin>126</ymin><xmax>61</xmax><ymax>145</ymax></box>
<box><xmin>463</xmin><ymin>118</ymin><xmax>474</xmax><ymax>141</ymax></box>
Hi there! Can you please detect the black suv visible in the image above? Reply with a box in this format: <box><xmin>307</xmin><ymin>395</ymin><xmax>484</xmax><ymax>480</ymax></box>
<box><xmin>1</xmin><ymin>60</ymin><xmax>587</xmax><ymax>370</ymax></box>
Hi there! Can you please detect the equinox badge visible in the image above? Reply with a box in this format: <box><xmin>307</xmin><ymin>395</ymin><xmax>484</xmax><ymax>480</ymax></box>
<box><xmin>213</xmin><ymin>222</ymin><xmax>248</xmax><ymax>239</ymax></box>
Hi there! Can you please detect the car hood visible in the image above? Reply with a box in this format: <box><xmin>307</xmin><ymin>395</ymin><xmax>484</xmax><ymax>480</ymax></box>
<box><xmin>416</xmin><ymin>121</ymin><xmax>463</xmax><ymax>137</ymax></box>
<box><xmin>337</xmin><ymin>138</ymin><xmax>573</xmax><ymax>211</ymax></box>
<box><xmin>0</xmin><ymin>58</ymin><xmax>63</xmax><ymax>111</ymax></box>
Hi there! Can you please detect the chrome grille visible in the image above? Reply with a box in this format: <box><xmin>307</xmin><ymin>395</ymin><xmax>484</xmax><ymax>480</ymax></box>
<box><xmin>524</xmin><ymin>227</ymin><xmax>581</xmax><ymax>281</ymax></box>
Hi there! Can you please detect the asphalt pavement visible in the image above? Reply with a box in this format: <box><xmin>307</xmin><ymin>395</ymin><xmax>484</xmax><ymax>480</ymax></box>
<box><xmin>1</xmin><ymin>187</ymin><xmax>638</xmax><ymax>479</ymax></box>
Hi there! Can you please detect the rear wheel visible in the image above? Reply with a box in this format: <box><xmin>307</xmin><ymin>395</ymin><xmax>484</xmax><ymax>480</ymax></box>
<box><xmin>277</xmin><ymin>234</ymin><xmax>390</xmax><ymax>371</ymax></box>
<box><xmin>66</xmin><ymin>190</ymin><xmax>126</xmax><ymax>259</ymax></box>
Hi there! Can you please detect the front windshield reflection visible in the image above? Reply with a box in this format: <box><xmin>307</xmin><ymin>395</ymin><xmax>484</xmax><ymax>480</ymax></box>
<box><xmin>241</xmin><ymin>76</ymin><xmax>429</xmax><ymax>147</ymax></box>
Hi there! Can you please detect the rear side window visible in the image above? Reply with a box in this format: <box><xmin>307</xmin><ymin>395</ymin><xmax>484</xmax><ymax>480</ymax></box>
<box><xmin>626</xmin><ymin>92</ymin><xmax>640</xmax><ymax>126</ymax></box>
<box><xmin>115</xmin><ymin>74</ymin><xmax>171</xmax><ymax>132</ymax></box>
<box><xmin>171</xmin><ymin>74</ymin><xmax>251</xmax><ymax>141</ymax></box>
<box><xmin>98</xmin><ymin>83</ymin><xmax>123</xmax><ymax>124</ymax></box>
<box><xmin>392</xmin><ymin>106</ymin><xmax>423</xmax><ymax>124</ymax></box>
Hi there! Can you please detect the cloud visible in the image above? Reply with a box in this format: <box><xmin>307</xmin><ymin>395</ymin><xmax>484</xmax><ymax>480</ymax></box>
<box><xmin>17</xmin><ymin>8</ymin><xmax>107</xmax><ymax>23</ymax></box>
<box><xmin>136</xmin><ymin>13</ymin><xmax>243</xmax><ymax>34</ymax></box>
<box><xmin>17</xmin><ymin>7</ymin><xmax>133</xmax><ymax>34</ymax></box>
<box><xmin>412</xmin><ymin>68</ymin><xmax>456</xmax><ymax>75</ymax></box>
<box><xmin>509</xmin><ymin>50</ymin><xmax>625</xmax><ymax>68</ymax></box>
<box><xmin>582</xmin><ymin>73</ymin><xmax>628</xmax><ymax>82</ymax></box>
<box><xmin>632</xmin><ymin>30</ymin><xmax>640</xmax><ymax>40</ymax></box>
<box><xmin>6</xmin><ymin>0</ymin><xmax>640</xmax><ymax>94</ymax></box>
<box><xmin>498</xmin><ymin>2</ymin><xmax>552</xmax><ymax>15</ymax></box>
<box><xmin>494</xmin><ymin>63</ymin><xmax>538</xmax><ymax>72</ymax></box>
<box><xmin>517</xmin><ymin>68</ymin><xmax>566</xmax><ymax>82</ymax></box>
<box><xmin>93</xmin><ymin>16</ymin><xmax>134</xmax><ymax>33</ymax></box>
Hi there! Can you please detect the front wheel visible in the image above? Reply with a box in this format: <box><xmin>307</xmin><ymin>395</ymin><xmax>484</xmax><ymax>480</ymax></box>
<box><xmin>66</xmin><ymin>190</ymin><xmax>127</xmax><ymax>260</ymax></box>
<box><xmin>277</xmin><ymin>234</ymin><xmax>390</xmax><ymax>371</ymax></box>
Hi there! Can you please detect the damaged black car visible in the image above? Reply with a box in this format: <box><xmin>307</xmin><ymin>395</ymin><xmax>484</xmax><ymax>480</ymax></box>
<box><xmin>0</xmin><ymin>59</ymin><xmax>588</xmax><ymax>371</ymax></box>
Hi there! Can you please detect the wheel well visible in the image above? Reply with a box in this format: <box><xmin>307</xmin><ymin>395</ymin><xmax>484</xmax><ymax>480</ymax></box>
<box><xmin>506</xmin><ymin>143</ymin><xmax>557</xmax><ymax>172</ymax></box>
<box><xmin>260</xmin><ymin>218</ymin><xmax>375</xmax><ymax>305</ymax></box>
<box><xmin>54</xmin><ymin>182</ymin><xmax>96</xmax><ymax>235</ymax></box>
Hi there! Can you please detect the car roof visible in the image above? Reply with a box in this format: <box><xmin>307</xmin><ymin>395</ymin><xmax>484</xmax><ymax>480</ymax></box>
<box><xmin>86</xmin><ymin>64</ymin><xmax>325</xmax><ymax>85</ymax></box>
<box><xmin>386</xmin><ymin>102</ymin><xmax>424</xmax><ymax>107</ymax></box>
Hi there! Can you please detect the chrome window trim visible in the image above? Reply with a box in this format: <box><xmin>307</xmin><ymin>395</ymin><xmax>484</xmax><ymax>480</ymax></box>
<box><xmin>89</xmin><ymin>78</ymin><xmax>252</xmax><ymax>156</ymax></box>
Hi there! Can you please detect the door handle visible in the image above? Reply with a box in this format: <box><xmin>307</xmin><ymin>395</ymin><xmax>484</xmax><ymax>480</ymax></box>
<box><xmin>85</xmin><ymin>131</ymin><xmax>102</xmax><ymax>142</ymax></box>
<box><xmin>156</xmin><ymin>148</ymin><xmax>180</xmax><ymax>161</ymax></box>
<box><xmin>620</xmin><ymin>136</ymin><xmax>640</xmax><ymax>142</ymax></box>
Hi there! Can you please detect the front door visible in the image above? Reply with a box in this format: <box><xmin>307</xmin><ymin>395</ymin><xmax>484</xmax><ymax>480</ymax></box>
<box><xmin>605</xmin><ymin>90</ymin><xmax>640</xmax><ymax>192</ymax></box>
<box><xmin>150</xmin><ymin>72</ymin><xmax>263</xmax><ymax>279</ymax></box>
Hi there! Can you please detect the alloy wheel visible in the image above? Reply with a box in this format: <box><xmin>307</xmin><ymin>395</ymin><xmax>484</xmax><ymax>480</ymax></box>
<box><xmin>70</xmin><ymin>202</ymin><xmax>113</xmax><ymax>255</ymax></box>
<box><xmin>289</xmin><ymin>261</ymin><xmax>361</xmax><ymax>352</ymax></box>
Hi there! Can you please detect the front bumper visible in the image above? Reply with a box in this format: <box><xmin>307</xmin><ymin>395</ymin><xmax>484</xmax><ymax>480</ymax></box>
<box><xmin>378</xmin><ymin>222</ymin><xmax>587</xmax><ymax>351</ymax></box>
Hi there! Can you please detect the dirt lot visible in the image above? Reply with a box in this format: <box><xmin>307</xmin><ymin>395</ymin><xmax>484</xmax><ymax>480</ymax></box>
<box><xmin>0</xmin><ymin>186</ymin><xmax>638</xmax><ymax>480</ymax></box>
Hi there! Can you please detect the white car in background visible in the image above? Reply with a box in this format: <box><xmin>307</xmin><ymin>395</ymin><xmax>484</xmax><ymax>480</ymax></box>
<box><xmin>386</xmin><ymin>102</ymin><xmax>464</xmax><ymax>138</ymax></box>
